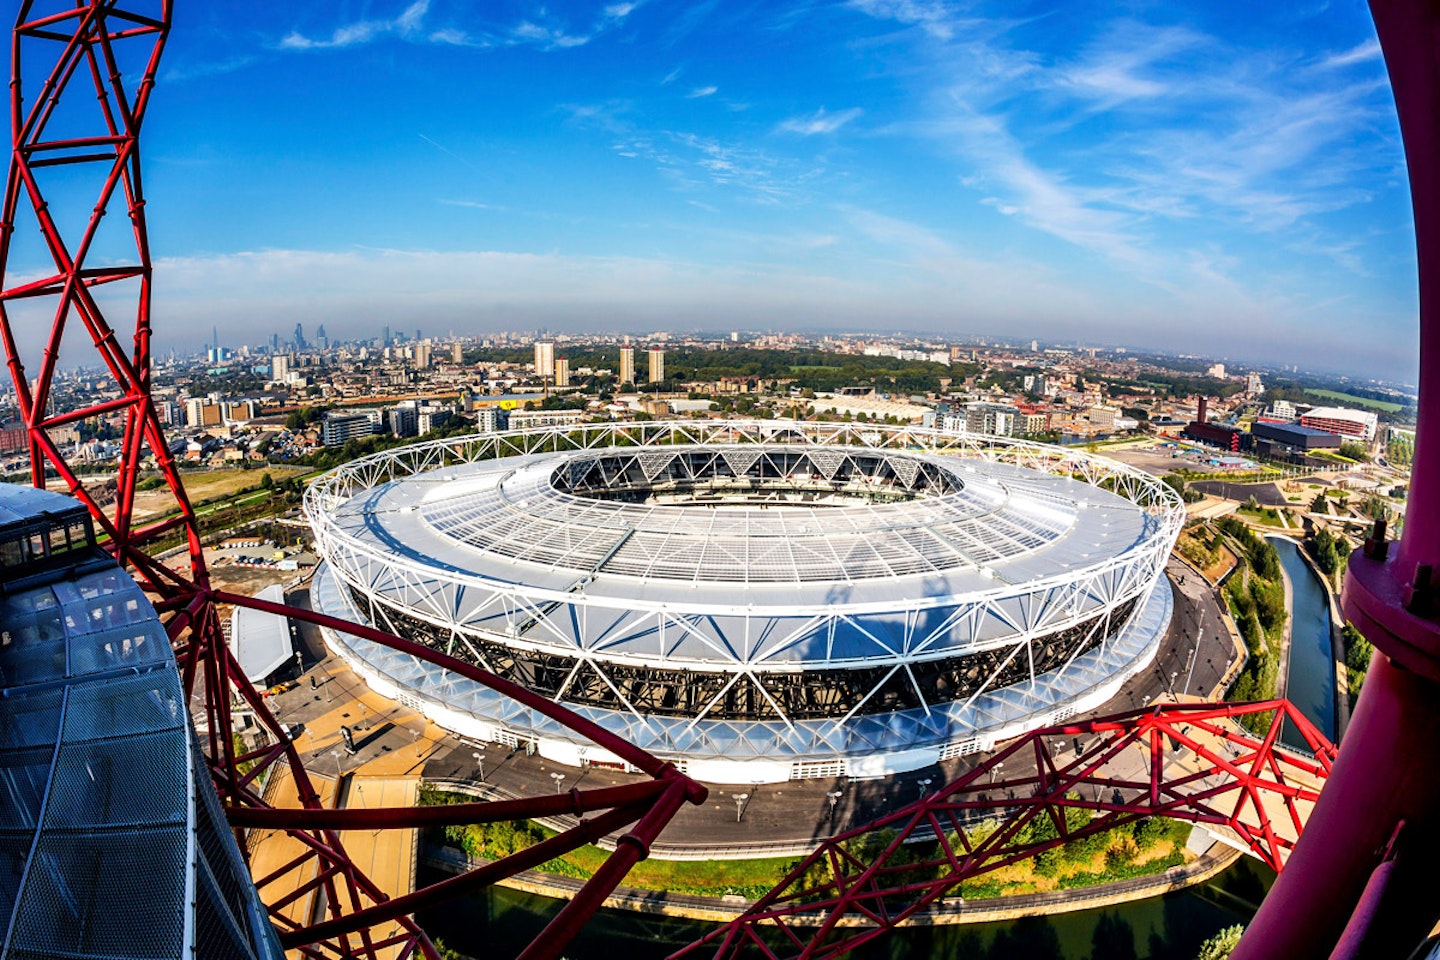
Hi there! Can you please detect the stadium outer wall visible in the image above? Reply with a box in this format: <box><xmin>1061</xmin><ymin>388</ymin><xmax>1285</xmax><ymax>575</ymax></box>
<box><xmin>306</xmin><ymin>420</ymin><xmax>1185</xmax><ymax>784</ymax></box>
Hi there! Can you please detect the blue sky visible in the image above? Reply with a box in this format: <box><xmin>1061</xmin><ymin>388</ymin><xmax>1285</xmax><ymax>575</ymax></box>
<box><xmin>24</xmin><ymin>1</ymin><xmax>1419</xmax><ymax>379</ymax></box>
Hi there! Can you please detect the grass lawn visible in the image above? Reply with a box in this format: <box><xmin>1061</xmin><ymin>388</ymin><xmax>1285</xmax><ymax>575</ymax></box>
<box><xmin>423</xmin><ymin>788</ymin><xmax>1197</xmax><ymax>902</ymax></box>
<box><xmin>173</xmin><ymin>466</ymin><xmax>307</xmax><ymax>502</ymax></box>
<box><xmin>1303</xmin><ymin>389</ymin><xmax>1404</xmax><ymax>413</ymax></box>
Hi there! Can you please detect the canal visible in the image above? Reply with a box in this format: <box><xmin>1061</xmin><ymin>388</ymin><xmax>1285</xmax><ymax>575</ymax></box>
<box><xmin>1267</xmin><ymin>537</ymin><xmax>1338</xmax><ymax>746</ymax></box>
<box><xmin>417</xmin><ymin>857</ymin><xmax>1275</xmax><ymax>960</ymax></box>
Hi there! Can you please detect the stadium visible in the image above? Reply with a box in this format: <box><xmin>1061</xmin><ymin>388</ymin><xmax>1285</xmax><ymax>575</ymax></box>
<box><xmin>307</xmin><ymin>420</ymin><xmax>1185</xmax><ymax>783</ymax></box>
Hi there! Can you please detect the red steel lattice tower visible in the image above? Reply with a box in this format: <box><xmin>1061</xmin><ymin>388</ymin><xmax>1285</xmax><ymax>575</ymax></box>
<box><xmin>0</xmin><ymin>5</ymin><xmax>706</xmax><ymax>958</ymax></box>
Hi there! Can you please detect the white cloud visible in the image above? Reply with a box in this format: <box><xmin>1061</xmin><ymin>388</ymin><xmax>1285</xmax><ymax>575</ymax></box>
<box><xmin>1056</xmin><ymin>23</ymin><xmax>1206</xmax><ymax>108</ymax></box>
<box><xmin>687</xmin><ymin>85</ymin><xmax>718</xmax><ymax>98</ymax></box>
<box><xmin>1320</xmin><ymin>38</ymin><xmax>1382</xmax><ymax>70</ymax></box>
<box><xmin>779</xmin><ymin>107</ymin><xmax>863</xmax><ymax>135</ymax></box>
<box><xmin>512</xmin><ymin>21</ymin><xmax>590</xmax><ymax>49</ymax></box>
<box><xmin>280</xmin><ymin>0</ymin><xmax>428</xmax><ymax>50</ymax></box>
<box><xmin>847</xmin><ymin>0</ymin><xmax>966</xmax><ymax>41</ymax></box>
<box><xmin>279</xmin><ymin>2</ymin><xmax>634</xmax><ymax>53</ymax></box>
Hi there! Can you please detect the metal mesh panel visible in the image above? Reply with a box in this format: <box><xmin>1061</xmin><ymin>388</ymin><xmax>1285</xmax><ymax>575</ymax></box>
<box><xmin>193</xmin><ymin>874</ymin><xmax>262</xmax><ymax>960</ymax></box>
<box><xmin>61</xmin><ymin>671</ymin><xmax>186</xmax><ymax>742</ymax></box>
<box><xmin>0</xmin><ymin>687</ymin><xmax>61</xmax><ymax>749</ymax></box>
<box><xmin>8</xmin><ymin>824</ymin><xmax>187</xmax><ymax>959</ymax></box>
<box><xmin>191</xmin><ymin>739</ymin><xmax>278</xmax><ymax>959</ymax></box>
<box><xmin>0</xmin><ymin>747</ymin><xmax>52</xmax><ymax>830</ymax></box>
<box><xmin>45</xmin><ymin>731</ymin><xmax>188</xmax><ymax>829</ymax></box>
<box><xmin>0</xmin><ymin>830</ymin><xmax>32</xmax><ymax>930</ymax></box>
<box><xmin>67</xmin><ymin>622</ymin><xmax>172</xmax><ymax>676</ymax></box>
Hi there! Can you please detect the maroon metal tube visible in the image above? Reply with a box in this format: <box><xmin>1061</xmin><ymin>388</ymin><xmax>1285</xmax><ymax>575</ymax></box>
<box><xmin>1233</xmin><ymin>1</ymin><xmax>1440</xmax><ymax>956</ymax></box>
<box><xmin>518</xmin><ymin>781</ymin><xmax>692</xmax><ymax>960</ymax></box>
<box><xmin>225</xmin><ymin>780</ymin><xmax>668</xmax><ymax>830</ymax></box>
<box><xmin>216</xmin><ymin>587</ymin><xmax>707</xmax><ymax>798</ymax></box>
<box><xmin>279</xmin><ymin>802</ymin><xmax>649</xmax><ymax>949</ymax></box>
<box><xmin>1232</xmin><ymin>656</ymin><xmax>1440</xmax><ymax>959</ymax></box>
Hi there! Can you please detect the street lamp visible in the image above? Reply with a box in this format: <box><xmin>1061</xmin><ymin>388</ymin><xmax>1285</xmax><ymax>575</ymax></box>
<box><xmin>294</xmin><ymin>649</ymin><xmax>303</xmax><ymax>678</ymax></box>
<box><xmin>331</xmin><ymin>748</ymin><xmax>343</xmax><ymax>779</ymax></box>
<box><xmin>917</xmin><ymin>777</ymin><xmax>933</xmax><ymax>801</ymax></box>
<box><xmin>989</xmin><ymin>762</ymin><xmax>1004</xmax><ymax>785</ymax></box>
<box><xmin>549</xmin><ymin>772</ymin><xmax>566</xmax><ymax>793</ymax></box>
<box><xmin>826</xmin><ymin>790</ymin><xmax>843</xmax><ymax>819</ymax></box>
<box><xmin>412</xmin><ymin>727</ymin><xmax>422</xmax><ymax>759</ymax></box>
<box><xmin>734</xmin><ymin>793</ymin><xmax>749</xmax><ymax>823</ymax></box>
<box><xmin>473</xmin><ymin>751</ymin><xmax>485</xmax><ymax>781</ymax></box>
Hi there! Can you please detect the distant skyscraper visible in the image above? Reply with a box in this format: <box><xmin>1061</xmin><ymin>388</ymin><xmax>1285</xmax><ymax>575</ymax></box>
<box><xmin>382</xmin><ymin>325</ymin><xmax>391</xmax><ymax>346</ymax></box>
<box><xmin>413</xmin><ymin>341</ymin><xmax>432</xmax><ymax>368</ymax></box>
<box><xmin>269</xmin><ymin>332</ymin><xmax>279</xmax><ymax>352</ymax></box>
<box><xmin>534</xmin><ymin>340</ymin><xmax>556</xmax><ymax>378</ymax></box>
<box><xmin>1030</xmin><ymin>339</ymin><xmax>1039</xmax><ymax>352</ymax></box>
<box><xmin>293</xmin><ymin>323</ymin><xmax>306</xmax><ymax>350</ymax></box>
<box><xmin>271</xmin><ymin>355</ymin><xmax>290</xmax><ymax>383</ymax></box>
<box><xmin>316</xmin><ymin>324</ymin><xmax>328</xmax><ymax>351</ymax></box>
<box><xmin>647</xmin><ymin>347</ymin><xmax>665</xmax><ymax>384</ymax></box>
<box><xmin>212</xmin><ymin>325</ymin><xmax>219</xmax><ymax>351</ymax></box>
<box><xmin>452</xmin><ymin>342</ymin><xmax>464</xmax><ymax>364</ymax></box>
<box><xmin>554</xmin><ymin>357</ymin><xmax>570</xmax><ymax>388</ymax></box>
<box><xmin>619</xmin><ymin>345</ymin><xmax>635</xmax><ymax>386</ymax></box>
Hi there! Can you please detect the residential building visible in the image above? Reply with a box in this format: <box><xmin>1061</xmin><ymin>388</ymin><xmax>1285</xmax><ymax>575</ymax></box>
<box><xmin>386</xmin><ymin>405</ymin><xmax>418</xmax><ymax>438</ymax></box>
<box><xmin>534</xmin><ymin>340</ymin><xmax>555</xmax><ymax>378</ymax></box>
<box><xmin>412</xmin><ymin>341</ymin><xmax>432</xmax><ymax>369</ymax></box>
<box><xmin>619</xmin><ymin>345</ymin><xmax>635</xmax><ymax>385</ymax></box>
<box><xmin>185</xmin><ymin>398</ymin><xmax>222</xmax><ymax>428</ymax></box>
<box><xmin>648</xmin><ymin>347</ymin><xmax>665</xmax><ymax>383</ymax></box>
<box><xmin>508</xmin><ymin>409</ymin><xmax>585</xmax><ymax>430</ymax></box>
<box><xmin>965</xmin><ymin>402</ymin><xmax>1022</xmax><ymax>437</ymax></box>
<box><xmin>270</xmin><ymin>355</ymin><xmax>290</xmax><ymax>383</ymax></box>
<box><xmin>321</xmin><ymin>411</ymin><xmax>381</xmax><ymax>446</ymax></box>
<box><xmin>475</xmin><ymin>407</ymin><xmax>508</xmax><ymax>433</ymax></box>
<box><xmin>417</xmin><ymin>405</ymin><xmax>452</xmax><ymax>434</ymax></box>
<box><xmin>554</xmin><ymin>357</ymin><xmax>570</xmax><ymax>388</ymax></box>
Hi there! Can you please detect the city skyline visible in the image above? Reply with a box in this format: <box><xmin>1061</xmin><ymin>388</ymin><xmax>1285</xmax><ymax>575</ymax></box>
<box><xmin>13</xmin><ymin>1</ymin><xmax>1416</xmax><ymax>379</ymax></box>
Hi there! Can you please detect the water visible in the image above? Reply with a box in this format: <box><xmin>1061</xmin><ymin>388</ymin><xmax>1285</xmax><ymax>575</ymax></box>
<box><xmin>1267</xmin><ymin>537</ymin><xmax>1338</xmax><ymax>745</ymax></box>
<box><xmin>416</xmin><ymin>857</ymin><xmax>1275</xmax><ymax>960</ymax></box>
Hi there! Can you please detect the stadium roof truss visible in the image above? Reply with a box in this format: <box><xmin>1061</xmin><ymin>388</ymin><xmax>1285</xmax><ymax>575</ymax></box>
<box><xmin>308</xmin><ymin>421</ymin><xmax>1185</xmax><ymax>778</ymax></box>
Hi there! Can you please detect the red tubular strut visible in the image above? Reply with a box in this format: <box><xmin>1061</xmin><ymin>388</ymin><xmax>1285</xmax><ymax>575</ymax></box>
<box><xmin>675</xmin><ymin>700</ymin><xmax>1335</xmax><ymax>960</ymax></box>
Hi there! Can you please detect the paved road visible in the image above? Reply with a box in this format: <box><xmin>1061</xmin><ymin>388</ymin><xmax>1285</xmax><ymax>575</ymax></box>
<box><xmin>265</xmin><ymin>566</ymin><xmax>1238</xmax><ymax>852</ymax></box>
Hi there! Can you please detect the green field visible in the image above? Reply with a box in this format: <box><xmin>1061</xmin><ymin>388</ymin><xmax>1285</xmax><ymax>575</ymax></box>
<box><xmin>1304</xmin><ymin>389</ymin><xmax>1405</xmax><ymax>413</ymax></box>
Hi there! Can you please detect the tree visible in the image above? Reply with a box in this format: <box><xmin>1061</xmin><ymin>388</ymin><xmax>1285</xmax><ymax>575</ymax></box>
<box><xmin>260</xmin><ymin>472</ymin><xmax>273</xmax><ymax>490</ymax></box>
<box><xmin>1196</xmin><ymin>925</ymin><xmax>1245</xmax><ymax>960</ymax></box>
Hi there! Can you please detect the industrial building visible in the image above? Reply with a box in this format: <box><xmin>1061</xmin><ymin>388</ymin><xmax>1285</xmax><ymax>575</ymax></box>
<box><xmin>1251</xmin><ymin>421</ymin><xmax>1342</xmax><ymax>451</ymax></box>
<box><xmin>1300</xmin><ymin>406</ymin><xmax>1378</xmax><ymax>441</ymax></box>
